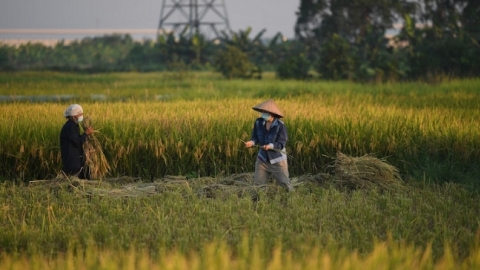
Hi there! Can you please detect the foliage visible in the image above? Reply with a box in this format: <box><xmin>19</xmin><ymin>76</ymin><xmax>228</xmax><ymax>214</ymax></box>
<box><xmin>297</xmin><ymin>0</ymin><xmax>479</xmax><ymax>81</ymax></box>
<box><xmin>213</xmin><ymin>45</ymin><xmax>259</xmax><ymax>79</ymax></box>
<box><xmin>276</xmin><ymin>53</ymin><xmax>311</xmax><ymax>80</ymax></box>
<box><xmin>122</xmin><ymin>40</ymin><xmax>164</xmax><ymax>72</ymax></box>
<box><xmin>0</xmin><ymin>45</ymin><xmax>13</xmax><ymax>71</ymax></box>
<box><xmin>155</xmin><ymin>33</ymin><xmax>214</xmax><ymax>70</ymax></box>
<box><xmin>398</xmin><ymin>12</ymin><xmax>480</xmax><ymax>80</ymax></box>
<box><xmin>1</xmin><ymin>4</ymin><xmax>479</xmax><ymax>81</ymax></box>
<box><xmin>316</xmin><ymin>34</ymin><xmax>355</xmax><ymax>80</ymax></box>
<box><xmin>221</xmin><ymin>27</ymin><xmax>266</xmax><ymax>66</ymax></box>
<box><xmin>295</xmin><ymin>0</ymin><xmax>415</xmax><ymax>44</ymax></box>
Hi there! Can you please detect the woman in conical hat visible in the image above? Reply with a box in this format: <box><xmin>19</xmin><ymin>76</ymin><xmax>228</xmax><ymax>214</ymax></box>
<box><xmin>252</xmin><ymin>99</ymin><xmax>284</xmax><ymax>118</ymax></box>
<box><xmin>244</xmin><ymin>99</ymin><xmax>294</xmax><ymax>192</ymax></box>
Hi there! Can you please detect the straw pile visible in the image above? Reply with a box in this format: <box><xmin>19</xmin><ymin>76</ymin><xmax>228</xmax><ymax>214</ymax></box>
<box><xmin>82</xmin><ymin>116</ymin><xmax>111</xmax><ymax>179</ymax></box>
<box><xmin>330</xmin><ymin>152</ymin><xmax>403</xmax><ymax>191</ymax></box>
<box><xmin>28</xmin><ymin>173</ymin><xmax>275</xmax><ymax>201</ymax></box>
<box><xmin>28</xmin><ymin>173</ymin><xmax>112</xmax><ymax>196</ymax></box>
<box><xmin>27</xmin><ymin>152</ymin><xmax>403</xmax><ymax>198</ymax></box>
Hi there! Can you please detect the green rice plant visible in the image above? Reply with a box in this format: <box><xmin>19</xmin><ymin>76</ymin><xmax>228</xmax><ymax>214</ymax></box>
<box><xmin>1</xmin><ymin>97</ymin><xmax>480</xmax><ymax>184</ymax></box>
<box><xmin>0</xmin><ymin>180</ymin><xmax>479</xmax><ymax>265</ymax></box>
<box><xmin>1</xmin><ymin>72</ymin><xmax>480</xmax><ymax>185</ymax></box>
<box><xmin>1</xmin><ymin>238</ymin><xmax>480</xmax><ymax>269</ymax></box>
<box><xmin>1</xmin><ymin>72</ymin><xmax>479</xmax><ymax>268</ymax></box>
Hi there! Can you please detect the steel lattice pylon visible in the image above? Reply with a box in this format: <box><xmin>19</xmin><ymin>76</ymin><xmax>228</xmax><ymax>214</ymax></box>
<box><xmin>157</xmin><ymin>0</ymin><xmax>231</xmax><ymax>40</ymax></box>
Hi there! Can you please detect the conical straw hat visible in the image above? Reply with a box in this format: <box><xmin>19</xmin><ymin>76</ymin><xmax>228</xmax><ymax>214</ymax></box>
<box><xmin>252</xmin><ymin>99</ymin><xmax>284</xmax><ymax>118</ymax></box>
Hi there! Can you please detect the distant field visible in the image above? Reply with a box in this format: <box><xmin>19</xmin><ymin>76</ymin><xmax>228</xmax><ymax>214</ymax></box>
<box><xmin>1</xmin><ymin>71</ymin><xmax>479</xmax><ymax>268</ymax></box>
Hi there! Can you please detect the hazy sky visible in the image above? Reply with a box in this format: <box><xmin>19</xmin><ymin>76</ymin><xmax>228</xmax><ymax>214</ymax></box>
<box><xmin>0</xmin><ymin>0</ymin><xmax>300</xmax><ymax>39</ymax></box>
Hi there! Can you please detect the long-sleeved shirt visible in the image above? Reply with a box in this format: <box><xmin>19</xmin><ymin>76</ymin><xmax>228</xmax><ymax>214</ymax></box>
<box><xmin>249</xmin><ymin>117</ymin><xmax>288</xmax><ymax>164</ymax></box>
<box><xmin>60</xmin><ymin>119</ymin><xmax>87</xmax><ymax>173</ymax></box>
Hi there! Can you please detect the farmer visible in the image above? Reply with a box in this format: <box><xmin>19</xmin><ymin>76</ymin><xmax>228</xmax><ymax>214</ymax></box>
<box><xmin>60</xmin><ymin>104</ymin><xmax>93</xmax><ymax>179</ymax></box>
<box><xmin>244</xmin><ymin>99</ymin><xmax>294</xmax><ymax>192</ymax></box>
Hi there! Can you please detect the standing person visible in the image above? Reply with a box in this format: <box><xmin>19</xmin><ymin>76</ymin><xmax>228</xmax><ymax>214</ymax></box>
<box><xmin>244</xmin><ymin>99</ymin><xmax>294</xmax><ymax>192</ymax></box>
<box><xmin>60</xmin><ymin>104</ymin><xmax>93</xmax><ymax>179</ymax></box>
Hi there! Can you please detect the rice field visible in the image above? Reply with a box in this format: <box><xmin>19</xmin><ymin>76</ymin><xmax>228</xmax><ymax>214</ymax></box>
<box><xmin>1</xmin><ymin>179</ymin><xmax>479</xmax><ymax>269</ymax></box>
<box><xmin>1</xmin><ymin>72</ymin><xmax>479</xmax><ymax>184</ymax></box>
<box><xmin>0</xmin><ymin>71</ymin><xmax>480</xmax><ymax>268</ymax></box>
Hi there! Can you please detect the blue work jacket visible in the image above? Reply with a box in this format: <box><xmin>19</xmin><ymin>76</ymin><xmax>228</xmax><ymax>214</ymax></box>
<box><xmin>250</xmin><ymin>117</ymin><xmax>288</xmax><ymax>164</ymax></box>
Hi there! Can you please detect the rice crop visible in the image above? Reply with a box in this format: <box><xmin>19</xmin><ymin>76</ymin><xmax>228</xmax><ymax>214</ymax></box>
<box><xmin>1</xmin><ymin>238</ymin><xmax>480</xmax><ymax>270</ymax></box>
<box><xmin>81</xmin><ymin>116</ymin><xmax>111</xmax><ymax>179</ymax></box>
<box><xmin>1</xmin><ymin>178</ymin><xmax>479</xmax><ymax>266</ymax></box>
<box><xmin>1</xmin><ymin>96</ymin><xmax>479</xmax><ymax>186</ymax></box>
<box><xmin>1</xmin><ymin>71</ymin><xmax>480</xmax><ymax>268</ymax></box>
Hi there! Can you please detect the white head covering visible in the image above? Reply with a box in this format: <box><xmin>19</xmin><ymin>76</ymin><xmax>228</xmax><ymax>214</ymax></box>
<box><xmin>63</xmin><ymin>104</ymin><xmax>83</xmax><ymax>117</ymax></box>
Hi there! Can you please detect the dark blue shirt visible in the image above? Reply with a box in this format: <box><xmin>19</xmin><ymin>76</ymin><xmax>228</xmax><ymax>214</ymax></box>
<box><xmin>60</xmin><ymin>119</ymin><xmax>87</xmax><ymax>173</ymax></box>
<box><xmin>250</xmin><ymin>117</ymin><xmax>288</xmax><ymax>164</ymax></box>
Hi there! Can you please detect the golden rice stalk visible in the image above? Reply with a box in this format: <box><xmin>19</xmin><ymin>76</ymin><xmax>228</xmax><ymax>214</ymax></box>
<box><xmin>82</xmin><ymin>116</ymin><xmax>111</xmax><ymax>179</ymax></box>
<box><xmin>332</xmin><ymin>151</ymin><xmax>403</xmax><ymax>191</ymax></box>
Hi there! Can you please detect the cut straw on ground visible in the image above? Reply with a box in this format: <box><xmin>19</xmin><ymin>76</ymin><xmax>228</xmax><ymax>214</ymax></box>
<box><xmin>29</xmin><ymin>152</ymin><xmax>403</xmax><ymax>199</ymax></box>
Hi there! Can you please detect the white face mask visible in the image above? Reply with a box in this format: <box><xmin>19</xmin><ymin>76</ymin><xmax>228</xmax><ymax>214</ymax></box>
<box><xmin>76</xmin><ymin>116</ymin><xmax>84</xmax><ymax>123</ymax></box>
<box><xmin>261</xmin><ymin>113</ymin><xmax>271</xmax><ymax>121</ymax></box>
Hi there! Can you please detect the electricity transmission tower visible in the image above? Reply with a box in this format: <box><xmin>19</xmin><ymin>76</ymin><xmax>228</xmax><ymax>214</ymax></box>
<box><xmin>157</xmin><ymin>0</ymin><xmax>231</xmax><ymax>40</ymax></box>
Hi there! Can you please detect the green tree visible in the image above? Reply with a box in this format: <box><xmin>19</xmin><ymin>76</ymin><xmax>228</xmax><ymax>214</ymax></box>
<box><xmin>276</xmin><ymin>53</ymin><xmax>311</xmax><ymax>80</ymax></box>
<box><xmin>220</xmin><ymin>27</ymin><xmax>275</xmax><ymax>69</ymax></box>
<box><xmin>123</xmin><ymin>40</ymin><xmax>163</xmax><ymax>71</ymax></box>
<box><xmin>295</xmin><ymin>0</ymin><xmax>416</xmax><ymax>81</ymax></box>
<box><xmin>213</xmin><ymin>45</ymin><xmax>257</xmax><ymax>79</ymax></box>
<box><xmin>398</xmin><ymin>1</ymin><xmax>480</xmax><ymax>78</ymax></box>
<box><xmin>316</xmin><ymin>34</ymin><xmax>355</xmax><ymax>80</ymax></box>
<box><xmin>295</xmin><ymin>0</ymin><xmax>415</xmax><ymax>45</ymax></box>
<box><xmin>462</xmin><ymin>0</ymin><xmax>480</xmax><ymax>41</ymax></box>
<box><xmin>0</xmin><ymin>45</ymin><xmax>13</xmax><ymax>71</ymax></box>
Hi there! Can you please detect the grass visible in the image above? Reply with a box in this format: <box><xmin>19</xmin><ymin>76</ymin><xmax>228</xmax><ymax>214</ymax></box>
<box><xmin>0</xmin><ymin>179</ymin><xmax>479</xmax><ymax>265</ymax></box>
<box><xmin>1</xmin><ymin>239</ymin><xmax>480</xmax><ymax>269</ymax></box>
<box><xmin>1</xmin><ymin>71</ymin><xmax>479</xmax><ymax>104</ymax></box>
<box><xmin>1</xmin><ymin>71</ymin><xmax>479</xmax><ymax>267</ymax></box>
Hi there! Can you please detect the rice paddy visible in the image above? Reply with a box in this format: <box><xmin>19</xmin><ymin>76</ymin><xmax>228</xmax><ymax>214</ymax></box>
<box><xmin>0</xmin><ymin>71</ymin><xmax>479</xmax><ymax>268</ymax></box>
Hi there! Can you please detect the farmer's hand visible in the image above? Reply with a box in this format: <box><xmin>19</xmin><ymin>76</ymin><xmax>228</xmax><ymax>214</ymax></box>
<box><xmin>245</xmin><ymin>141</ymin><xmax>254</xmax><ymax>148</ymax></box>
<box><xmin>85</xmin><ymin>126</ymin><xmax>94</xmax><ymax>135</ymax></box>
<box><xmin>262</xmin><ymin>144</ymin><xmax>272</xmax><ymax>150</ymax></box>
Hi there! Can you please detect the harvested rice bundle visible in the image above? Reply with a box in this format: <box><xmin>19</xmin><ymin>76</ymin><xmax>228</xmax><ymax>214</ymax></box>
<box><xmin>332</xmin><ymin>152</ymin><xmax>403</xmax><ymax>191</ymax></box>
<box><xmin>82</xmin><ymin>116</ymin><xmax>111</xmax><ymax>179</ymax></box>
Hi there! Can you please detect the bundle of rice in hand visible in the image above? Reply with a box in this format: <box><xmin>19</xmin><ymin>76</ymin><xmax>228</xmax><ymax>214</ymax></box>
<box><xmin>82</xmin><ymin>116</ymin><xmax>111</xmax><ymax>179</ymax></box>
<box><xmin>332</xmin><ymin>151</ymin><xmax>403</xmax><ymax>191</ymax></box>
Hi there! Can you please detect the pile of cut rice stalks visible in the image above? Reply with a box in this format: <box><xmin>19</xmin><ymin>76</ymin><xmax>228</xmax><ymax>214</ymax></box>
<box><xmin>332</xmin><ymin>151</ymin><xmax>403</xmax><ymax>190</ymax></box>
<box><xmin>28</xmin><ymin>152</ymin><xmax>403</xmax><ymax>198</ymax></box>
<box><xmin>28</xmin><ymin>173</ymin><xmax>270</xmax><ymax>201</ymax></box>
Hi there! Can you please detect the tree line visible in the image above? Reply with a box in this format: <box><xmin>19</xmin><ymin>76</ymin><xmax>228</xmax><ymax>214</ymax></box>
<box><xmin>0</xmin><ymin>0</ymin><xmax>478</xmax><ymax>82</ymax></box>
